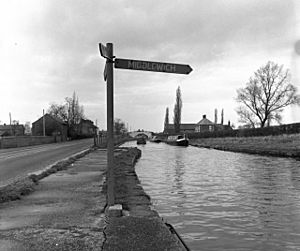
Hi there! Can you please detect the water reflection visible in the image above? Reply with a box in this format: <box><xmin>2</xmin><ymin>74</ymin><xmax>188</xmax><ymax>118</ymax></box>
<box><xmin>122</xmin><ymin>141</ymin><xmax>300</xmax><ymax>251</ymax></box>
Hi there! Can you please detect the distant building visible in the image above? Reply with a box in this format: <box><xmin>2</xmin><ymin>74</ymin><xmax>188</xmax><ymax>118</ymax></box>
<box><xmin>31</xmin><ymin>114</ymin><xmax>68</xmax><ymax>141</ymax></box>
<box><xmin>0</xmin><ymin>124</ymin><xmax>25</xmax><ymax>136</ymax></box>
<box><xmin>74</xmin><ymin>119</ymin><xmax>97</xmax><ymax>138</ymax></box>
<box><xmin>195</xmin><ymin>115</ymin><xmax>214</xmax><ymax>132</ymax></box>
<box><xmin>164</xmin><ymin>114</ymin><xmax>232</xmax><ymax>134</ymax></box>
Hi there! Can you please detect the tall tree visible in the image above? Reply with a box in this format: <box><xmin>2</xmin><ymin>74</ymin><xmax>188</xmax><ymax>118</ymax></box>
<box><xmin>236</xmin><ymin>61</ymin><xmax>300</xmax><ymax>128</ymax></box>
<box><xmin>114</xmin><ymin>118</ymin><xmax>127</xmax><ymax>135</ymax></box>
<box><xmin>47</xmin><ymin>91</ymin><xmax>85</xmax><ymax>137</ymax></box>
<box><xmin>48</xmin><ymin>103</ymin><xmax>68</xmax><ymax>122</ymax></box>
<box><xmin>214</xmin><ymin>108</ymin><xmax>218</xmax><ymax>124</ymax></box>
<box><xmin>173</xmin><ymin>86</ymin><xmax>182</xmax><ymax>133</ymax></box>
<box><xmin>236</xmin><ymin>106</ymin><xmax>258</xmax><ymax>128</ymax></box>
<box><xmin>164</xmin><ymin>107</ymin><xmax>169</xmax><ymax>132</ymax></box>
<box><xmin>221</xmin><ymin>109</ymin><xmax>224</xmax><ymax>125</ymax></box>
<box><xmin>65</xmin><ymin>91</ymin><xmax>84</xmax><ymax>127</ymax></box>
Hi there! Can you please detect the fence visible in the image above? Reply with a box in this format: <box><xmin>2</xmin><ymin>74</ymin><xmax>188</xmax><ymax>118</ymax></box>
<box><xmin>93</xmin><ymin>134</ymin><xmax>131</xmax><ymax>147</ymax></box>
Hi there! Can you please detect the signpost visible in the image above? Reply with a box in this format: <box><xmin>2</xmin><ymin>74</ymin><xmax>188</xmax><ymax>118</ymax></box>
<box><xmin>99</xmin><ymin>42</ymin><xmax>192</xmax><ymax>207</ymax></box>
<box><xmin>115</xmin><ymin>58</ymin><xmax>192</xmax><ymax>75</ymax></box>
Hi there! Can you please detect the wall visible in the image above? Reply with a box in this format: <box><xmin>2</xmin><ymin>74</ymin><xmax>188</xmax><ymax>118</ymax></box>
<box><xmin>0</xmin><ymin>136</ymin><xmax>61</xmax><ymax>149</ymax></box>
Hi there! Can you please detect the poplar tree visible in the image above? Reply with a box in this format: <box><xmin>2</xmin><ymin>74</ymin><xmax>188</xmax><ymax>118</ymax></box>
<box><xmin>214</xmin><ymin>108</ymin><xmax>218</xmax><ymax>124</ymax></box>
<box><xmin>164</xmin><ymin>107</ymin><xmax>169</xmax><ymax>132</ymax></box>
<box><xmin>173</xmin><ymin>86</ymin><xmax>182</xmax><ymax>133</ymax></box>
<box><xmin>221</xmin><ymin>109</ymin><xmax>224</xmax><ymax>125</ymax></box>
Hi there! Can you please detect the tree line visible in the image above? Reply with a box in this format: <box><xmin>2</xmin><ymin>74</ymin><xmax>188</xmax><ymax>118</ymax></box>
<box><xmin>163</xmin><ymin>61</ymin><xmax>300</xmax><ymax>132</ymax></box>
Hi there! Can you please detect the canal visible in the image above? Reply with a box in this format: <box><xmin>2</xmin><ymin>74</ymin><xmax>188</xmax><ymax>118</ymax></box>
<box><xmin>122</xmin><ymin>141</ymin><xmax>300</xmax><ymax>251</ymax></box>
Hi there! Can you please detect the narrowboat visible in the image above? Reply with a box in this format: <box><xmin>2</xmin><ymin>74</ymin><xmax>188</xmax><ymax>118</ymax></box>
<box><xmin>137</xmin><ymin>137</ymin><xmax>147</xmax><ymax>145</ymax></box>
<box><xmin>166</xmin><ymin>135</ymin><xmax>189</xmax><ymax>146</ymax></box>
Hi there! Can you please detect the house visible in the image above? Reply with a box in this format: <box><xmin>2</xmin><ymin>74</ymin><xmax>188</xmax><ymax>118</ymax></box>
<box><xmin>31</xmin><ymin>114</ymin><xmax>68</xmax><ymax>141</ymax></box>
<box><xmin>0</xmin><ymin>124</ymin><xmax>25</xmax><ymax>136</ymax></box>
<box><xmin>163</xmin><ymin>114</ymin><xmax>232</xmax><ymax>134</ymax></box>
<box><xmin>195</xmin><ymin>115</ymin><xmax>215</xmax><ymax>132</ymax></box>
<box><xmin>74</xmin><ymin>119</ymin><xmax>97</xmax><ymax>138</ymax></box>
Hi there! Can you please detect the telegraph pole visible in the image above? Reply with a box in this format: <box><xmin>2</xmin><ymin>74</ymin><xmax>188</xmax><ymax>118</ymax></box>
<box><xmin>43</xmin><ymin>109</ymin><xmax>46</xmax><ymax>136</ymax></box>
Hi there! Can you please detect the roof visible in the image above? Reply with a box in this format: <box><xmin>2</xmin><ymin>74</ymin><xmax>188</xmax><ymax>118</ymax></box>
<box><xmin>197</xmin><ymin>118</ymin><xmax>214</xmax><ymax>125</ymax></box>
<box><xmin>0</xmin><ymin>131</ymin><xmax>10</xmax><ymax>136</ymax></box>
<box><xmin>0</xmin><ymin>124</ymin><xmax>25</xmax><ymax>130</ymax></box>
<box><xmin>47</xmin><ymin>114</ymin><xmax>67</xmax><ymax>125</ymax></box>
<box><xmin>32</xmin><ymin>114</ymin><xmax>67</xmax><ymax>125</ymax></box>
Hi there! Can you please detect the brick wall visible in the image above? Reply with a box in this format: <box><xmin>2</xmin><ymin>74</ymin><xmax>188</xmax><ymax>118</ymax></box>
<box><xmin>0</xmin><ymin>136</ymin><xmax>60</xmax><ymax>149</ymax></box>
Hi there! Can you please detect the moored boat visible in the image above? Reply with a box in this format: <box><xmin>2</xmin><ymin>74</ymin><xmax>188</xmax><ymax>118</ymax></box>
<box><xmin>137</xmin><ymin>137</ymin><xmax>147</xmax><ymax>145</ymax></box>
<box><xmin>149</xmin><ymin>136</ymin><xmax>161</xmax><ymax>143</ymax></box>
<box><xmin>166</xmin><ymin>135</ymin><xmax>189</xmax><ymax>146</ymax></box>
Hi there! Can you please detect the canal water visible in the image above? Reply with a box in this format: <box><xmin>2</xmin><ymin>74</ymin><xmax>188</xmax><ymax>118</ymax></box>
<box><xmin>122</xmin><ymin>141</ymin><xmax>300</xmax><ymax>251</ymax></box>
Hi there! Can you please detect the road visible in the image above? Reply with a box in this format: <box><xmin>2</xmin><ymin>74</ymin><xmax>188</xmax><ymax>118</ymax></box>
<box><xmin>0</xmin><ymin>138</ymin><xmax>94</xmax><ymax>185</ymax></box>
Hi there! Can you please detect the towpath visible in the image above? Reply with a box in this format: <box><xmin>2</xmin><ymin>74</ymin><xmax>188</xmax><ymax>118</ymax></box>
<box><xmin>0</xmin><ymin>147</ymin><xmax>187</xmax><ymax>251</ymax></box>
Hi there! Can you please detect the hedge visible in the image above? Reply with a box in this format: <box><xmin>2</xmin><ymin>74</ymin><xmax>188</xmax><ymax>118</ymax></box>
<box><xmin>185</xmin><ymin>123</ymin><xmax>300</xmax><ymax>139</ymax></box>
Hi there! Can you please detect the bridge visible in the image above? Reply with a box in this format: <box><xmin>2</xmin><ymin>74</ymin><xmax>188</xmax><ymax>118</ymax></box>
<box><xmin>129</xmin><ymin>131</ymin><xmax>153</xmax><ymax>139</ymax></box>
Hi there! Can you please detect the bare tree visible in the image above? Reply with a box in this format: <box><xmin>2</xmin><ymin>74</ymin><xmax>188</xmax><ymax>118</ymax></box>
<box><xmin>173</xmin><ymin>86</ymin><xmax>182</xmax><ymax>133</ymax></box>
<box><xmin>164</xmin><ymin>107</ymin><xmax>169</xmax><ymax>131</ymax></box>
<box><xmin>236</xmin><ymin>106</ymin><xmax>259</xmax><ymax>128</ymax></box>
<box><xmin>236</xmin><ymin>61</ymin><xmax>300</xmax><ymax>128</ymax></box>
<box><xmin>48</xmin><ymin>103</ymin><xmax>68</xmax><ymax>122</ymax></box>
<box><xmin>65</xmin><ymin>91</ymin><xmax>84</xmax><ymax>127</ymax></box>
<box><xmin>114</xmin><ymin>118</ymin><xmax>127</xmax><ymax>135</ymax></box>
<box><xmin>47</xmin><ymin>91</ymin><xmax>85</xmax><ymax>138</ymax></box>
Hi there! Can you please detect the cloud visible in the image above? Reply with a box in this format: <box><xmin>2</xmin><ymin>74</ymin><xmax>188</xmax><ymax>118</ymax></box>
<box><xmin>0</xmin><ymin>0</ymin><xmax>298</xmax><ymax>130</ymax></box>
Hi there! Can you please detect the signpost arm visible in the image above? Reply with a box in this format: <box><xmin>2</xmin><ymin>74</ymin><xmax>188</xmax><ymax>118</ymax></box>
<box><xmin>106</xmin><ymin>43</ymin><xmax>115</xmax><ymax>206</ymax></box>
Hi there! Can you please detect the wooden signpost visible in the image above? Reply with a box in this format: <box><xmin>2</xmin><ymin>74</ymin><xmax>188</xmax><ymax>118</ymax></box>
<box><xmin>115</xmin><ymin>58</ymin><xmax>193</xmax><ymax>74</ymax></box>
<box><xmin>99</xmin><ymin>42</ymin><xmax>192</xmax><ymax>206</ymax></box>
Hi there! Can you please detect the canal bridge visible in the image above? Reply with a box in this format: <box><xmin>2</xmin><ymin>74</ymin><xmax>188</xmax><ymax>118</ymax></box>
<box><xmin>129</xmin><ymin>131</ymin><xmax>153</xmax><ymax>139</ymax></box>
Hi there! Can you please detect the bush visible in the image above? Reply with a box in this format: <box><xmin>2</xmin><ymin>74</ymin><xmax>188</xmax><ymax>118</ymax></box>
<box><xmin>186</xmin><ymin>123</ymin><xmax>300</xmax><ymax>139</ymax></box>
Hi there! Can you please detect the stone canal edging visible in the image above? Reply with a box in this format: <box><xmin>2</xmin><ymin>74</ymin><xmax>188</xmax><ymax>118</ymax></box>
<box><xmin>0</xmin><ymin>147</ymin><xmax>96</xmax><ymax>203</ymax></box>
<box><xmin>189</xmin><ymin>133</ymin><xmax>300</xmax><ymax>158</ymax></box>
<box><xmin>102</xmin><ymin>147</ymin><xmax>188</xmax><ymax>251</ymax></box>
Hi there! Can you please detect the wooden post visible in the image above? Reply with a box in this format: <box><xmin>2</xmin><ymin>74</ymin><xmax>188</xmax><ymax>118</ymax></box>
<box><xmin>106</xmin><ymin>43</ymin><xmax>115</xmax><ymax>206</ymax></box>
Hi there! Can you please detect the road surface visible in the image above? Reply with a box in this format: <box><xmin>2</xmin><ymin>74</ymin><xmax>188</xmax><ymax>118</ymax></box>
<box><xmin>0</xmin><ymin>138</ymin><xmax>94</xmax><ymax>185</ymax></box>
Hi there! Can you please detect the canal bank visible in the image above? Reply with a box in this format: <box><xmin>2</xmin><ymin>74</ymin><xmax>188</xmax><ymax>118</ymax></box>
<box><xmin>189</xmin><ymin>133</ymin><xmax>300</xmax><ymax>158</ymax></box>
<box><xmin>103</xmin><ymin>147</ymin><xmax>187</xmax><ymax>251</ymax></box>
<box><xmin>0</xmin><ymin>147</ymin><xmax>187</xmax><ymax>250</ymax></box>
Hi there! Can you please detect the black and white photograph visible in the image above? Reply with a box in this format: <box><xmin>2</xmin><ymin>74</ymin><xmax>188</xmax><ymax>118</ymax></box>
<box><xmin>1</xmin><ymin>0</ymin><xmax>300</xmax><ymax>250</ymax></box>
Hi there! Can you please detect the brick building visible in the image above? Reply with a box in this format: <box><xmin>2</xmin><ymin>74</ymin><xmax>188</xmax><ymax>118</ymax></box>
<box><xmin>32</xmin><ymin>114</ymin><xmax>68</xmax><ymax>141</ymax></box>
<box><xmin>0</xmin><ymin>124</ymin><xmax>25</xmax><ymax>136</ymax></box>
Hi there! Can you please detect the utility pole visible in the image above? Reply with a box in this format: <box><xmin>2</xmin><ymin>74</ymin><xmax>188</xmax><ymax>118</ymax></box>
<box><xmin>43</xmin><ymin>109</ymin><xmax>46</xmax><ymax>136</ymax></box>
<box><xmin>9</xmin><ymin>112</ymin><xmax>12</xmax><ymax>136</ymax></box>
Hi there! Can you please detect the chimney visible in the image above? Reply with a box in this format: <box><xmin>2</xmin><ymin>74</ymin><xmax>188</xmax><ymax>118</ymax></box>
<box><xmin>203</xmin><ymin>115</ymin><xmax>206</xmax><ymax>119</ymax></box>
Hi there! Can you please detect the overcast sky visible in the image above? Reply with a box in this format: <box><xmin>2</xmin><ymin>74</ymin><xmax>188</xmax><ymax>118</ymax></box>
<box><xmin>1</xmin><ymin>0</ymin><xmax>300</xmax><ymax>132</ymax></box>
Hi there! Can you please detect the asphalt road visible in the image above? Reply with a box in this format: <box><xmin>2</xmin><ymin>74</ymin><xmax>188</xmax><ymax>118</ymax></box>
<box><xmin>0</xmin><ymin>138</ymin><xmax>94</xmax><ymax>185</ymax></box>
